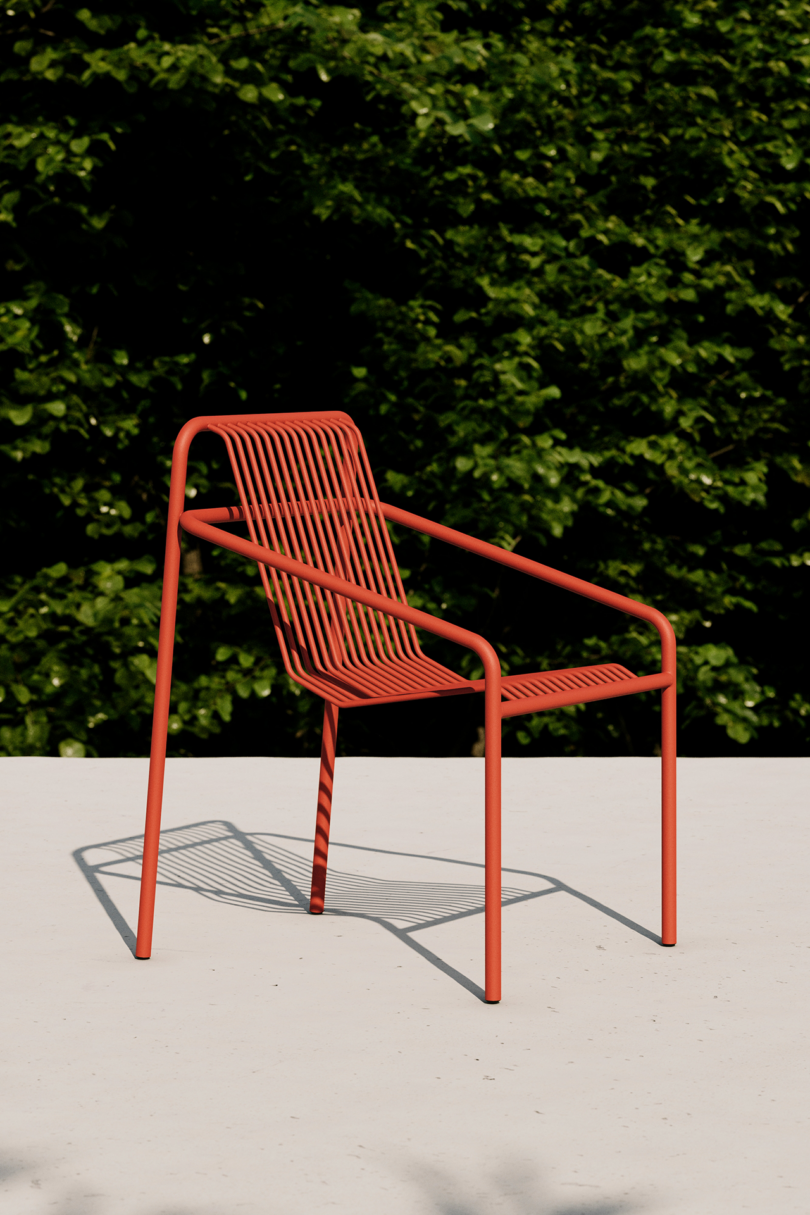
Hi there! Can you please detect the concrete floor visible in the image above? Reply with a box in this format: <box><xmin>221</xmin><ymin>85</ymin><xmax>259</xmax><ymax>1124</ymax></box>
<box><xmin>0</xmin><ymin>755</ymin><xmax>807</xmax><ymax>1215</ymax></box>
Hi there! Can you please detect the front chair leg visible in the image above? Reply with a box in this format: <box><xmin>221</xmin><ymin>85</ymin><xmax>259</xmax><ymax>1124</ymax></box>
<box><xmin>484</xmin><ymin>685</ymin><xmax>503</xmax><ymax>1003</ymax></box>
<box><xmin>135</xmin><ymin>572</ymin><xmax>181</xmax><ymax>959</ymax></box>
<box><xmin>661</xmin><ymin>682</ymin><xmax>677</xmax><ymax>945</ymax></box>
<box><xmin>310</xmin><ymin>701</ymin><xmax>339</xmax><ymax>914</ymax></box>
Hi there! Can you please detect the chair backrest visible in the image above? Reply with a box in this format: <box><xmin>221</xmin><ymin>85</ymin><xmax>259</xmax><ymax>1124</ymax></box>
<box><xmin>208</xmin><ymin>412</ymin><xmax>423</xmax><ymax>691</ymax></box>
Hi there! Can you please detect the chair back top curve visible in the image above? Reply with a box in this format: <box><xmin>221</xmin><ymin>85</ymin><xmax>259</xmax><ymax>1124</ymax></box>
<box><xmin>207</xmin><ymin>412</ymin><xmax>433</xmax><ymax>703</ymax></box>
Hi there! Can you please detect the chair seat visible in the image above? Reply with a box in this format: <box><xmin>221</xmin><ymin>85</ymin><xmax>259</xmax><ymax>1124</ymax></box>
<box><xmin>288</xmin><ymin>653</ymin><xmax>637</xmax><ymax>711</ymax></box>
<box><xmin>480</xmin><ymin>662</ymin><xmax>636</xmax><ymax>702</ymax></box>
<box><xmin>283</xmin><ymin>652</ymin><xmax>473</xmax><ymax>708</ymax></box>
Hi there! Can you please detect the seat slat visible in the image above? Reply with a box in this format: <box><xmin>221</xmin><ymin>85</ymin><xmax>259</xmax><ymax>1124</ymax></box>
<box><xmin>498</xmin><ymin>662</ymin><xmax>635</xmax><ymax>701</ymax></box>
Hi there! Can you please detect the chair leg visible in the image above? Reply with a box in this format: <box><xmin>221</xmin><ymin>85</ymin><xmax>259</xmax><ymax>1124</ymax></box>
<box><xmin>134</xmin><ymin>563</ymin><xmax>181</xmax><ymax>959</ymax></box>
<box><xmin>661</xmin><ymin>683</ymin><xmax>677</xmax><ymax>945</ymax></box>
<box><xmin>483</xmin><ymin>681</ymin><xmax>502</xmax><ymax>1003</ymax></box>
<box><xmin>310</xmin><ymin>701</ymin><xmax>339</xmax><ymax>914</ymax></box>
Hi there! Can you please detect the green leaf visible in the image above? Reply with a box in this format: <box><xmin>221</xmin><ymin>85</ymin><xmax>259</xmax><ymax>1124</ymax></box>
<box><xmin>29</xmin><ymin>52</ymin><xmax>54</xmax><ymax>74</ymax></box>
<box><xmin>780</xmin><ymin>149</ymin><xmax>802</xmax><ymax>171</ymax></box>
<box><xmin>74</xmin><ymin>9</ymin><xmax>122</xmax><ymax>34</ymax></box>
<box><xmin>469</xmin><ymin>112</ymin><xmax>495</xmax><ymax>132</ymax></box>
<box><xmin>59</xmin><ymin>739</ymin><xmax>86</xmax><ymax>758</ymax></box>
<box><xmin>6</xmin><ymin>406</ymin><xmax>33</xmax><ymax>426</ymax></box>
<box><xmin>132</xmin><ymin>653</ymin><xmax>157</xmax><ymax>684</ymax></box>
<box><xmin>260</xmin><ymin>82</ymin><xmax>285</xmax><ymax>102</ymax></box>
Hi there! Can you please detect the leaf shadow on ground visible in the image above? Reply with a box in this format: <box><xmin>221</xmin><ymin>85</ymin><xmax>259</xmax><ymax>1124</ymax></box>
<box><xmin>74</xmin><ymin>820</ymin><xmax>662</xmax><ymax>1002</ymax></box>
<box><xmin>412</xmin><ymin>1160</ymin><xmax>639</xmax><ymax>1215</ymax></box>
<box><xmin>0</xmin><ymin>1149</ymin><xmax>641</xmax><ymax>1215</ymax></box>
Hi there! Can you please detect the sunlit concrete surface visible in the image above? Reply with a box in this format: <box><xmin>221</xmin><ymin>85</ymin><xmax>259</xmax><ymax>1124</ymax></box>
<box><xmin>0</xmin><ymin>756</ymin><xmax>807</xmax><ymax>1215</ymax></box>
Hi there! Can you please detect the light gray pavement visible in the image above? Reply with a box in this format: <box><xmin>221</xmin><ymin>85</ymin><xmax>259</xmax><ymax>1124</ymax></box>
<box><xmin>0</xmin><ymin>756</ymin><xmax>807</xmax><ymax>1215</ymax></box>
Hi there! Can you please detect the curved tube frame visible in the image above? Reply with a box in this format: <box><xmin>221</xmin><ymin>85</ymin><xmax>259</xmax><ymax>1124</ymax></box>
<box><xmin>134</xmin><ymin>415</ymin><xmax>677</xmax><ymax>1005</ymax></box>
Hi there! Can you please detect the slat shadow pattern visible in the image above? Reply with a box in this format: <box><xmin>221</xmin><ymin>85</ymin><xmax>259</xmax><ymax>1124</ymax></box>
<box><xmin>86</xmin><ymin>821</ymin><xmax>542</xmax><ymax>930</ymax></box>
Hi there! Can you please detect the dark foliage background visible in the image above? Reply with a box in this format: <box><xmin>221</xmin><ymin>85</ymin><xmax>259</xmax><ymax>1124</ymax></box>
<box><xmin>1</xmin><ymin>0</ymin><xmax>808</xmax><ymax>759</ymax></box>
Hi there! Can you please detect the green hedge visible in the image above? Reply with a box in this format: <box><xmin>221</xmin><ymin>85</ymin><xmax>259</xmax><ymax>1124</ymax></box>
<box><xmin>1</xmin><ymin>0</ymin><xmax>808</xmax><ymax>758</ymax></box>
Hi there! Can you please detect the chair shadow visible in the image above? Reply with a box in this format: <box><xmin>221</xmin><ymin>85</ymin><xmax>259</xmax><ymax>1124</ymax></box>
<box><xmin>73</xmin><ymin>820</ymin><xmax>661</xmax><ymax>1003</ymax></box>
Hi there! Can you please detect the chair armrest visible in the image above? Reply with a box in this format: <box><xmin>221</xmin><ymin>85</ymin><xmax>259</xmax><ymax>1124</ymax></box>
<box><xmin>179</xmin><ymin>509</ymin><xmax>502</xmax><ymax>687</ymax></box>
<box><xmin>380</xmin><ymin>501</ymin><xmax>676</xmax><ymax>677</ymax></box>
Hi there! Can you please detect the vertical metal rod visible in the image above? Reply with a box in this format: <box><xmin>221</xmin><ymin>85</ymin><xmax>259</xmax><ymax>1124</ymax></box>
<box><xmin>134</xmin><ymin>426</ymin><xmax>198</xmax><ymax>959</ymax></box>
<box><xmin>484</xmin><ymin>678</ymin><xmax>502</xmax><ymax>1003</ymax></box>
<box><xmin>661</xmin><ymin>682</ymin><xmax>677</xmax><ymax>945</ymax></box>
<box><xmin>310</xmin><ymin>702</ymin><xmax>339</xmax><ymax>914</ymax></box>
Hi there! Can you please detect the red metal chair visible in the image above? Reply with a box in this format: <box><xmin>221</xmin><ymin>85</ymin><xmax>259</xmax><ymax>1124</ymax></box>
<box><xmin>135</xmin><ymin>412</ymin><xmax>677</xmax><ymax>1002</ymax></box>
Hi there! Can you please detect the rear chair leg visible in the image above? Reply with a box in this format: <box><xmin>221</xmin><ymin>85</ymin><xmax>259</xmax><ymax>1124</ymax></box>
<box><xmin>310</xmin><ymin>702</ymin><xmax>339</xmax><ymax>914</ymax></box>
